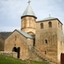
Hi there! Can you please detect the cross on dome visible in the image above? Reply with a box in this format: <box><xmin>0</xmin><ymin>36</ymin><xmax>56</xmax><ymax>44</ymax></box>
<box><xmin>21</xmin><ymin>0</ymin><xmax>37</xmax><ymax>19</ymax></box>
<box><xmin>28</xmin><ymin>0</ymin><xmax>31</xmax><ymax>4</ymax></box>
<box><xmin>49</xmin><ymin>14</ymin><xmax>51</xmax><ymax>17</ymax></box>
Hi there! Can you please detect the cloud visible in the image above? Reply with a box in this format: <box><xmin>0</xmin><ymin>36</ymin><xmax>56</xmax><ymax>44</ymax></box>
<box><xmin>0</xmin><ymin>26</ymin><xmax>20</xmax><ymax>32</ymax></box>
<box><xmin>0</xmin><ymin>0</ymin><xmax>22</xmax><ymax>27</ymax></box>
<box><xmin>0</xmin><ymin>0</ymin><xmax>64</xmax><ymax>31</ymax></box>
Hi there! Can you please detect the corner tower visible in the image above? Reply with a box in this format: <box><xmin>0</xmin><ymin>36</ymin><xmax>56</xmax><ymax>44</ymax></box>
<box><xmin>21</xmin><ymin>0</ymin><xmax>37</xmax><ymax>36</ymax></box>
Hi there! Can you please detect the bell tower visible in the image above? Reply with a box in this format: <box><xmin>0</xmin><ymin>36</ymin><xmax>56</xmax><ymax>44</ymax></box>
<box><xmin>21</xmin><ymin>0</ymin><xmax>37</xmax><ymax>36</ymax></box>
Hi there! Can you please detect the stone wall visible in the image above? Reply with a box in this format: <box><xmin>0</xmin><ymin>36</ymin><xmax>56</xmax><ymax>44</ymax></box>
<box><xmin>4</xmin><ymin>30</ymin><xmax>33</xmax><ymax>60</ymax></box>
<box><xmin>0</xmin><ymin>51</ymin><xmax>17</xmax><ymax>58</ymax></box>
<box><xmin>2</xmin><ymin>30</ymin><xmax>34</xmax><ymax>61</ymax></box>
<box><xmin>35</xmin><ymin>19</ymin><xmax>63</xmax><ymax>62</ymax></box>
<box><xmin>21</xmin><ymin>16</ymin><xmax>36</xmax><ymax>34</ymax></box>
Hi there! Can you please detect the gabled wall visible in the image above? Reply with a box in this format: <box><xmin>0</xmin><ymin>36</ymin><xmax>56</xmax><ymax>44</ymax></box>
<box><xmin>4</xmin><ymin>30</ymin><xmax>33</xmax><ymax>60</ymax></box>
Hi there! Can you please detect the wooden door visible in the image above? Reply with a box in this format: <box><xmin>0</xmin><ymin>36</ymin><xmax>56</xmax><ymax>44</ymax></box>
<box><xmin>61</xmin><ymin>53</ymin><xmax>64</xmax><ymax>64</ymax></box>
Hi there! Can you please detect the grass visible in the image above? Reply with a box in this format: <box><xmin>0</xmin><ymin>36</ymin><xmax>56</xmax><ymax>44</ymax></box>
<box><xmin>0</xmin><ymin>55</ymin><xmax>49</xmax><ymax>64</ymax></box>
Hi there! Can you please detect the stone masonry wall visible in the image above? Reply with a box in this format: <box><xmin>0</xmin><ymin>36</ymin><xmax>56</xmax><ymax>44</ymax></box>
<box><xmin>0</xmin><ymin>51</ymin><xmax>17</xmax><ymax>58</ymax></box>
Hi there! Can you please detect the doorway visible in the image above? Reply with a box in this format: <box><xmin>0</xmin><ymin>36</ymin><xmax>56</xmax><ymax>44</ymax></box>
<box><xmin>12</xmin><ymin>47</ymin><xmax>20</xmax><ymax>58</ymax></box>
<box><xmin>17</xmin><ymin>47</ymin><xmax>20</xmax><ymax>58</ymax></box>
<box><xmin>61</xmin><ymin>53</ymin><xmax>64</xmax><ymax>64</ymax></box>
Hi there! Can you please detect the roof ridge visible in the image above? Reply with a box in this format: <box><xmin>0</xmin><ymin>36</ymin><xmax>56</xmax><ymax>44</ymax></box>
<box><xmin>15</xmin><ymin>29</ymin><xmax>33</xmax><ymax>39</ymax></box>
<box><xmin>37</xmin><ymin>17</ymin><xmax>57</xmax><ymax>21</ymax></box>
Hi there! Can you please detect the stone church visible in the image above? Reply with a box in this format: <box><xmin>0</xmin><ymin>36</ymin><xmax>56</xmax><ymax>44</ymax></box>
<box><xmin>0</xmin><ymin>1</ymin><xmax>64</xmax><ymax>64</ymax></box>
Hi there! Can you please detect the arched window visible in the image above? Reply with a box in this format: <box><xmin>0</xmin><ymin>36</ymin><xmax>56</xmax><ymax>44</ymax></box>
<box><xmin>40</xmin><ymin>23</ymin><xmax>44</xmax><ymax>28</ymax></box>
<box><xmin>45</xmin><ymin>39</ymin><xmax>48</xmax><ymax>44</ymax></box>
<box><xmin>49</xmin><ymin>22</ymin><xmax>52</xmax><ymax>27</ymax></box>
<box><xmin>45</xmin><ymin>51</ymin><xmax>47</xmax><ymax>54</ymax></box>
<box><xmin>15</xmin><ymin>36</ymin><xmax>17</xmax><ymax>41</ymax></box>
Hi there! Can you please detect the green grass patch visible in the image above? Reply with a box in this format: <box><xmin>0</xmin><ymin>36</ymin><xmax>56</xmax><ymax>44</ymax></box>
<box><xmin>0</xmin><ymin>55</ymin><xmax>49</xmax><ymax>64</ymax></box>
<box><xmin>26</xmin><ymin>60</ymin><xmax>49</xmax><ymax>64</ymax></box>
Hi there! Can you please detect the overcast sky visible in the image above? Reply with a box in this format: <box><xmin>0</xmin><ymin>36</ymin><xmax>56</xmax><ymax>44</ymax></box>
<box><xmin>0</xmin><ymin>0</ymin><xmax>64</xmax><ymax>32</ymax></box>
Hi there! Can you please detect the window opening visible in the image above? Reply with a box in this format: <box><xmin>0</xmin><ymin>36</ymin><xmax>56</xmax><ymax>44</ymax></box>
<box><xmin>49</xmin><ymin>22</ymin><xmax>52</xmax><ymax>27</ymax></box>
<box><xmin>40</xmin><ymin>23</ymin><xmax>44</xmax><ymax>28</ymax></box>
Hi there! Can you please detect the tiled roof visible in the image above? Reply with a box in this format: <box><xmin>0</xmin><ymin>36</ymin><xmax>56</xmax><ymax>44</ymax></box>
<box><xmin>42</xmin><ymin>17</ymin><xmax>57</xmax><ymax>21</ymax></box>
<box><xmin>37</xmin><ymin>17</ymin><xmax>57</xmax><ymax>22</ymax></box>
<box><xmin>0</xmin><ymin>29</ymin><xmax>33</xmax><ymax>40</ymax></box>
<box><xmin>37</xmin><ymin>17</ymin><xmax>63</xmax><ymax>24</ymax></box>
<box><xmin>21</xmin><ymin>4</ymin><xmax>37</xmax><ymax>18</ymax></box>
<box><xmin>15</xmin><ymin>29</ymin><xmax>33</xmax><ymax>39</ymax></box>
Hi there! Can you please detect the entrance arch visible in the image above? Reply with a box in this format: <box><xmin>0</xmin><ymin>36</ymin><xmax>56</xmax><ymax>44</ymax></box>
<box><xmin>12</xmin><ymin>47</ymin><xmax>20</xmax><ymax>58</ymax></box>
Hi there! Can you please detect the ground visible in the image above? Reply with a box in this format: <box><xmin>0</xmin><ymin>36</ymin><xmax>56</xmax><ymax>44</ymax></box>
<box><xmin>0</xmin><ymin>55</ymin><xmax>49</xmax><ymax>64</ymax></box>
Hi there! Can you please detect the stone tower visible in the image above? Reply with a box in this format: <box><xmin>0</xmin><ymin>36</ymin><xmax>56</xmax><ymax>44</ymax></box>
<box><xmin>35</xmin><ymin>17</ymin><xmax>63</xmax><ymax>62</ymax></box>
<box><xmin>21</xmin><ymin>1</ymin><xmax>37</xmax><ymax>36</ymax></box>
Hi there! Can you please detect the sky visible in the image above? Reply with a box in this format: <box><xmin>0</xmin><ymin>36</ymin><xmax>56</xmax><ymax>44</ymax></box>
<box><xmin>0</xmin><ymin>0</ymin><xmax>64</xmax><ymax>32</ymax></box>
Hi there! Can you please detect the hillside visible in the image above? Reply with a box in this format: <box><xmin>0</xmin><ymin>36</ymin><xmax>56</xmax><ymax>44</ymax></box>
<box><xmin>0</xmin><ymin>55</ymin><xmax>49</xmax><ymax>64</ymax></box>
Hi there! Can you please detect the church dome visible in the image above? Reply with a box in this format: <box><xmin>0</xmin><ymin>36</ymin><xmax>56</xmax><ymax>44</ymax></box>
<box><xmin>21</xmin><ymin>2</ymin><xmax>37</xmax><ymax>19</ymax></box>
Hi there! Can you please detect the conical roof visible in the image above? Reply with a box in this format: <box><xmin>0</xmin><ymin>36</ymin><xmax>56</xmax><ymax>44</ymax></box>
<box><xmin>21</xmin><ymin>3</ymin><xmax>37</xmax><ymax>19</ymax></box>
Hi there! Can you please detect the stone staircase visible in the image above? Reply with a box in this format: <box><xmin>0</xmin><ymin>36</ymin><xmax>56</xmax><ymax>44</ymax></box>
<box><xmin>32</xmin><ymin>47</ymin><xmax>59</xmax><ymax>64</ymax></box>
